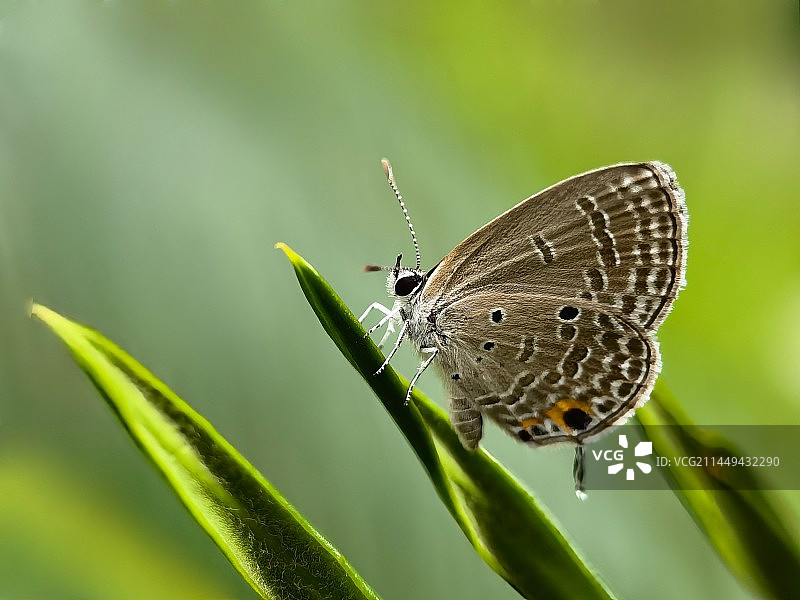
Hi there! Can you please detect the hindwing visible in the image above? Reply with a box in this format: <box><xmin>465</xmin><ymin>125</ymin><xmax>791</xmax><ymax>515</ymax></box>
<box><xmin>434</xmin><ymin>293</ymin><xmax>659</xmax><ymax>445</ymax></box>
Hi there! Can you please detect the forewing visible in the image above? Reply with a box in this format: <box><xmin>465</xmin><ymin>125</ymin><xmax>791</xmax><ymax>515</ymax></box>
<box><xmin>423</xmin><ymin>162</ymin><xmax>687</xmax><ymax>332</ymax></box>
<box><xmin>436</xmin><ymin>293</ymin><xmax>660</xmax><ymax>445</ymax></box>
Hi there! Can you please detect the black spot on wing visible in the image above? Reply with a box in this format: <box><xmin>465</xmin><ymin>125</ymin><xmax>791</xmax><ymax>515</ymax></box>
<box><xmin>558</xmin><ymin>306</ymin><xmax>579</xmax><ymax>321</ymax></box>
<box><xmin>563</xmin><ymin>408</ymin><xmax>592</xmax><ymax>430</ymax></box>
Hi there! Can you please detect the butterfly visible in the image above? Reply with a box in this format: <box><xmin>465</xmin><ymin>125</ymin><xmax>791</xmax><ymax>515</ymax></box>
<box><xmin>360</xmin><ymin>159</ymin><xmax>687</xmax><ymax>493</ymax></box>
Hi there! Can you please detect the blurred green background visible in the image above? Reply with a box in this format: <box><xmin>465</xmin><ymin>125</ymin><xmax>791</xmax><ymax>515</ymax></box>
<box><xmin>1</xmin><ymin>1</ymin><xmax>798</xmax><ymax>598</ymax></box>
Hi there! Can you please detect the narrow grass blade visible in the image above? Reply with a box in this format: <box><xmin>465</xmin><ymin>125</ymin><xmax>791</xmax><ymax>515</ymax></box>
<box><xmin>639</xmin><ymin>382</ymin><xmax>800</xmax><ymax>599</ymax></box>
<box><xmin>277</xmin><ymin>243</ymin><xmax>614</xmax><ymax>600</ymax></box>
<box><xmin>32</xmin><ymin>303</ymin><xmax>381</xmax><ymax>600</ymax></box>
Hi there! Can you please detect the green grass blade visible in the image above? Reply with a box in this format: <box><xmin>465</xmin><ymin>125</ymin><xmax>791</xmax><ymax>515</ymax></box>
<box><xmin>277</xmin><ymin>243</ymin><xmax>614</xmax><ymax>600</ymax></box>
<box><xmin>32</xmin><ymin>303</ymin><xmax>381</xmax><ymax>600</ymax></box>
<box><xmin>639</xmin><ymin>382</ymin><xmax>800</xmax><ymax>599</ymax></box>
<box><xmin>0</xmin><ymin>447</ymin><xmax>235</xmax><ymax>599</ymax></box>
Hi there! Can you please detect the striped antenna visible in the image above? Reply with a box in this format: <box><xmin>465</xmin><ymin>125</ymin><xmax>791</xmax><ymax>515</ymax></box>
<box><xmin>363</xmin><ymin>253</ymin><xmax>403</xmax><ymax>273</ymax></box>
<box><xmin>381</xmin><ymin>159</ymin><xmax>421</xmax><ymax>270</ymax></box>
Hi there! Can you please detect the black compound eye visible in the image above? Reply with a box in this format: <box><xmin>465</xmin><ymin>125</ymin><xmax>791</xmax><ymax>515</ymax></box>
<box><xmin>394</xmin><ymin>275</ymin><xmax>421</xmax><ymax>297</ymax></box>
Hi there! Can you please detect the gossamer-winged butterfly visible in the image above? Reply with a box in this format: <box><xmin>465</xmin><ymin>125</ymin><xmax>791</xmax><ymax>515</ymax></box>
<box><xmin>360</xmin><ymin>160</ymin><xmax>687</xmax><ymax>496</ymax></box>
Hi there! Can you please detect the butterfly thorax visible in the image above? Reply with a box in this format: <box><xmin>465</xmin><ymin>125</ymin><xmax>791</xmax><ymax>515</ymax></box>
<box><xmin>386</xmin><ymin>266</ymin><xmax>447</xmax><ymax>349</ymax></box>
<box><xmin>404</xmin><ymin>294</ymin><xmax>447</xmax><ymax>349</ymax></box>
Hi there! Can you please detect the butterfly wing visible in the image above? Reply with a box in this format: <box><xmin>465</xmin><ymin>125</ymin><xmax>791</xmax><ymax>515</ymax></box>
<box><xmin>423</xmin><ymin>162</ymin><xmax>687</xmax><ymax>332</ymax></box>
<box><xmin>434</xmin><ymin>293</ymin><xmax>659</xmax><ymax>446</ymax></box>
<box><xmin>419</xmin><ymin>162</ymin><xmax>686</xmax><ymax>447</ymax></box>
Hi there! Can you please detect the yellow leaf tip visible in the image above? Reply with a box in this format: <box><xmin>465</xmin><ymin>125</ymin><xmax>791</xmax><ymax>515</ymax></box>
<box><xmin>30</xmin><ymin>302</ymin><xmax>59</xmax><ymax>324</ymax></box>
<box><xmin>274</xmin><ymin>242</ymin><xmax>298</xmax><ymax>261</ymax></box>
<box><xmin>28</xmin><ymin>300</ymin><xmax>44</xmax><ymax>319</ymax></box>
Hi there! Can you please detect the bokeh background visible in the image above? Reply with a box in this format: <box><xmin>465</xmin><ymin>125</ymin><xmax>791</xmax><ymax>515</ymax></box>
<box><xmin>1</xmin><ymin>2</ymin><xmax>798</xmax><ymax>599</ymax></box>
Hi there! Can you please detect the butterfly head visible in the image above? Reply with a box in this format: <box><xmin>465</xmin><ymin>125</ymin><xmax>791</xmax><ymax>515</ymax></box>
<box><xmin>363</xmin><ymin>160</ymin><xmax>427</xmax><ymax>315</ymax></box>
<box><xmin>386</xmin><ymin>253</ymin><xmax>425</xmax><ymax>300</ymax></box>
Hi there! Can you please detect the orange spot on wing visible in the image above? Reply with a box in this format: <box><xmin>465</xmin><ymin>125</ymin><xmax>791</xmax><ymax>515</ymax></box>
<box><xmin>520</xmin><ymin>417</ymin><xmax>542</xmax><ymax>428</ymax></box>
<box><xmin>544</xmin><ymin>398</ymin><xmax>593</xmax><ymax>433</ymax></box>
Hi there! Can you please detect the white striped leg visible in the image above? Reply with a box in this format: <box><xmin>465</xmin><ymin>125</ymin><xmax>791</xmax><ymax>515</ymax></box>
<box><xmin>404</xmin><ymin>347</ymin><xmax>438</xmax><ymax>405</ymax></box>
<box><xmin>362</xmin><ymin>305</ymin><xmax>401</xmax><ymax>337</ymax></box>
<box><xmin>359</xmin><ymin>302</ymin><xmax>399</xmax><ymax>349</ymax></box>
<box><xmin>375</xmin><ymin>322</ymin><xmax>396</xmax><ymax>349</ymax></box>
<box><xmin>375</xmin><ymin>320</ymin><xmax>408</xmax><ymax>375</ymax></box>
<box><xmin>358</xmin><ymin>302</ymin><xmax>393</xmax><ymax>323</ymax></box>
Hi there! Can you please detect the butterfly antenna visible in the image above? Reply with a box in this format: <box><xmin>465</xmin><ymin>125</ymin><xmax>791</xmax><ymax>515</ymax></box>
<box><xmin>363</xmin><ymin>254</ymin><xmax>403</xmax><ymax>273</ymax></box>
<box><xmin>381</xmin><ymin>159</ymin><xmax>421</xmax><ymax>270</ymax></box>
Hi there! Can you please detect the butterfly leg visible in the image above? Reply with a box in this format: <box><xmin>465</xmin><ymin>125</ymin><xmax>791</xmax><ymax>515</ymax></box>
<box><xmin>375</xmin><ymin>319</ymin><xmax>396</xmax><ymax>350</ymax></box>
<box><xmin>360</xmin><ymin>303</ymin><xmax>401</xmax><ymax>338</ymax></box>
<box><xmin>404</xmin><ymin>347</ymin><xmax>438</xmax><ymax>405</ymax></box>
<box><xmin>375</xmin><ymin>320</ymin><xmax>408</xmax><ymax>375</ymax></box>
<box><xmin>358</xmin><ymin>302</ymin><xmax>393</xmax><ymax>324</ymax></box>
<box><xmin>449</xmin><ymin>397</ymin><xmax>483</xmax><ymax>450</ymax></box>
